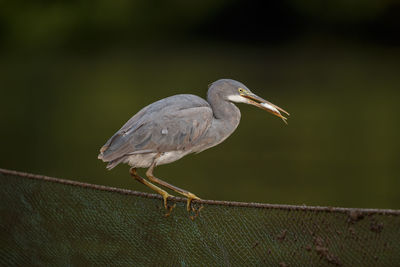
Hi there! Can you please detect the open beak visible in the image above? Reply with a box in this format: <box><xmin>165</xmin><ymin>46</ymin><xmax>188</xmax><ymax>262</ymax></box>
<box><xmin>242</xmin><ymin>93</ymin><xmax>290</xmax><ymax>124</ymax></box>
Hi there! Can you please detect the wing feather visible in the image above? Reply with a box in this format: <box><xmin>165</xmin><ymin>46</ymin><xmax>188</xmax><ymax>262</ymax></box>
<box><xmin>98</xmin><ymin>94</ymin><xmax>213</xmax><ymax>165</ymax></box>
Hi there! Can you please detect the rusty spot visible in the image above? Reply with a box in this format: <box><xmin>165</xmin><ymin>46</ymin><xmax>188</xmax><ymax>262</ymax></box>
<box><xmin>348</xmin><ymin>227</ymin><xmax>356</xmax><ymax>236</ymax></box>
<box><xmin>348</xmin><ymin>210</ymin><xmax>365</xmax><ymax>223</ymax></box>
<box><xmin>370</xmin><ymin>221</ymin><xmax>384</xmax><ymax>233</ymax></box>
<box><xmin>305</xmin><ymin>244</ymin><xmax>312</xmax><ymax>251</ymax></box>
<box><xmin>314</xmin><ymin>237</ymin><xmax>342</xmax><ymax>266</ymax></box>
<box><xmin>276</xmin><ymin>229</ymin><xmax>287</xmax><ymax>241</ymax></box>
<box><xmin>279</xmin><ymin>262</ymin><xmax>288</xmax><ymax>267</ymax></box>
<box><xmin>252</xmin><ymin>241</ymin><xmax>259</xmax><ymax>249</ymax></box>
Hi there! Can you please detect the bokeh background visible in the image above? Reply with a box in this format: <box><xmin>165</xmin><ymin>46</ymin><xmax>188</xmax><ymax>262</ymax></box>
<box><xmin>1</xmin><ymin>0</ymin><xmax>399</xmax><ymax>209</ymax></box>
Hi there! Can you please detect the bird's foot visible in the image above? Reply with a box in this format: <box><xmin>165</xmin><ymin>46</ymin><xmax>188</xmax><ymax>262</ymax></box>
<box><xmin>160</xmin><ymin>191</ymin><xmax>175</xmax><ymax>210</ymax></box>
<box><xmin>186</xmin><ymin>192</ymin><xmax>200</xmax><ymax>211</ymax></box>
<box><xmin>189</xmin><ymin>204</ymin><xmax>204</xmax><ymax>221</ymax></box>
<box><xmin>160</xmin><ymin>191</ymin><xmax>176</xmax><ymax>217</ymax></box>
<box><xmin>164</xmin><ymin>203</ymin><xmax>176</xmax><ymax>217</ymax></box>
<box><xmin>185</xmin><ymin>192</ymin><xmax>200</xmax><ymax>214</ymax></box>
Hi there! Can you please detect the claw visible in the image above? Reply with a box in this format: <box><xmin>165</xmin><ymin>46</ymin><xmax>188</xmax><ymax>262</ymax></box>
<box><xmin>190</xmin><ymin>205</ymin><xmax>204</xmax><ymax>220</ymax></box>
<box><xmin>186</xmin><ymin>192</ymin><xmax>200</xmax><ymax>211</ymax></box>
<box><xmin>160</xmin><ymin>192</ymin><xmax>176</xmax><ymax>216</ymax></box>
<box><xmin>164</xmin><ymin>203</ymin><xmax>176</xmax><ymax>217</ymax></box>
<box><xmin>161</xmin><ymin>191</ymin><xmax>174</xmax><ymax>209</ymax></box>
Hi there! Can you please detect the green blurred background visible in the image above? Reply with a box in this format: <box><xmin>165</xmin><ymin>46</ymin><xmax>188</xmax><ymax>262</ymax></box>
<box><xmin>1</xmin><ymin>0</ymin><xmax>399</xmax><ymax>209</ymax></box>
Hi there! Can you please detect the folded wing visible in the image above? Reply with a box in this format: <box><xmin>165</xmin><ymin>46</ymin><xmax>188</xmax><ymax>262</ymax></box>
<box><xmin>98</xmin><ymin>94</ymin><xmax>213</xmax><ymax>168</ymax></box>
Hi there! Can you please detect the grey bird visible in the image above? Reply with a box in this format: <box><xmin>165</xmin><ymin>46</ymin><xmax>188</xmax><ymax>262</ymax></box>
<box><xmin>98</xmin><ymin>79</ymin><xmax>289</xmax><ymax>211</ymax></box>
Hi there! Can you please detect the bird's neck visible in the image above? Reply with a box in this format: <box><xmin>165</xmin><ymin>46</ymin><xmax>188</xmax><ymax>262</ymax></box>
<box><xmin>206</xmin><ymin>91</ymin><xmax>241</xmax><ymax>143</ymax></box>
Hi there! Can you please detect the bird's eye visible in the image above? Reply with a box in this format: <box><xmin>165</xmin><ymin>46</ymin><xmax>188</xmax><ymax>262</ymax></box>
<box><xmin>238</xmin><ymin>88</ymin><xmax>245</xmax><ymax>93</ymax></box>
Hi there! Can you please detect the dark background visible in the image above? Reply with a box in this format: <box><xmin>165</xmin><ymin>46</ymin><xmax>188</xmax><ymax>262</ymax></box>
<box><xmin>1</xmin><ymin>0</ymin><xmax>399</xmax><ymax>208</ymax></box>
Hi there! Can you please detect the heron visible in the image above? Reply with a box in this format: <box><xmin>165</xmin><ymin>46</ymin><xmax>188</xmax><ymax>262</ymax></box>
<box><xmin>98</xmin><ymin>79</ymin><xmax>289</xmax><ymax>212</ymax></box>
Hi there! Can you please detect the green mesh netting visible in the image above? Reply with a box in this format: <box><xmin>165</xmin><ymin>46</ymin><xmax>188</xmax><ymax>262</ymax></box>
<box><xmin>1</xmin><ymin>169</ymin><xmax>399</xmax><ymax>266</ymax></box>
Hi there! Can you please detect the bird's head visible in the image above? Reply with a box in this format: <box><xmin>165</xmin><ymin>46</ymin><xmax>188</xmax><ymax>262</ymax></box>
<box><xmin>210</xmin><ymin>79</ymin><xmax>290</xmax><ymax>124</ymax></box>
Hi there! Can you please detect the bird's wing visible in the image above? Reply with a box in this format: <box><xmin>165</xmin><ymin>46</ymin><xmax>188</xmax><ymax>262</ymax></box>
<box><xmin>99</xmin><ymin>94</ymin><xmax>213</xmax><ymax>163</ymax></box>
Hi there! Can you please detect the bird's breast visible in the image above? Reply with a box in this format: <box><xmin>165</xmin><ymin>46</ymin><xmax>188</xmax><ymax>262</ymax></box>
<box><xmin>156</xmin><ymin>150</ymin><xmax>191</xmax><ymax>165</ymax></box>
<box><xmin>125</xmin><ymin>150</ymin><xmax>191</xmax><ymax>168</ymax></box>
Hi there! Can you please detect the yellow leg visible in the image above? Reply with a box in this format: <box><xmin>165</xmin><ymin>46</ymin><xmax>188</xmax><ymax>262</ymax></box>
<box><xmin>146</xmin><ymin>155</ymin><xmax>201</xmax><ymax>212</ymax></box>
<box><xmin>129</xmin><ymin>167</ymin><xmax>174</xmax><ymax>210</ymax></box>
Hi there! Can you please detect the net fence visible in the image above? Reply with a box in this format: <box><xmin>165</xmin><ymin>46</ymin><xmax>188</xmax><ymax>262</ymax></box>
<box><xmin>1</xmin><ymin>168</ymin><xmax>399</xmax><ymax>266</ymax></box>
